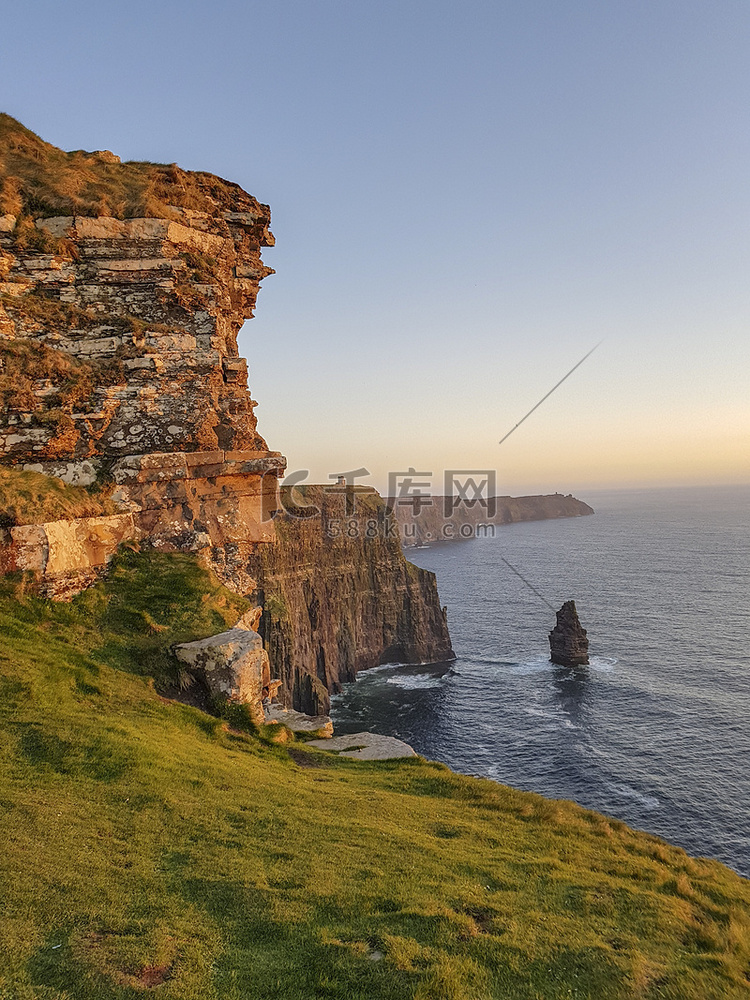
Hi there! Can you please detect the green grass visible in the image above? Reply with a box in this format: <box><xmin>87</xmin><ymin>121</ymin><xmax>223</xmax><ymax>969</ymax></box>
<box><xmin>1</xmin><ymin>551</ymin><xmax>750</xmax><ymax>999</ymax></box>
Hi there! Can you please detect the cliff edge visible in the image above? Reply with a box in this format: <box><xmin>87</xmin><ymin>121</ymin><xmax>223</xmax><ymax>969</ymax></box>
<box><xmin>0</xmin><ymin>116</ymin><xmax>453</xmax><ymax>709</ymax></box>
<box><xmin>247</xmin><ymin>486</ymin><xmax>454</xmax><ymax>715</ymax></box>
<box><xmin>0</xmin><ymin>113</ymin><xmax>276</xmax><ymax>463</ymax></box>
<box><xmin>0</xmin><ymin>115</ymin><xmax>286</xmax><ymax>594</ymax></box>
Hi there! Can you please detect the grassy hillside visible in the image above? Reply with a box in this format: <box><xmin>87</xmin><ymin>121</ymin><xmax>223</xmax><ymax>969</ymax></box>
<box><xmin>1</xmin><ymin>552</ymin><xmax>750</xmax><ymax>999</ymax></box>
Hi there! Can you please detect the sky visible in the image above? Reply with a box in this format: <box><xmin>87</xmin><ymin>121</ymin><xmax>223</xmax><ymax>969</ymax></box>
<box><xmin>2</xmin><ymin>0</ymin><xmax>749</xmax><ymax>496</ymax></box>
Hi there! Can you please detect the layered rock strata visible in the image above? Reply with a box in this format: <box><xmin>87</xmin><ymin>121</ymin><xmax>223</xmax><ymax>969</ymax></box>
<box><xmin>245</xmin><ymin>486</ymin><xmax>455</xmax><ymax>716</ymax></box>
<box><xmin>549</xmin><ymin>600</ymin><xmax>590</xmax><ymax>667</ymax></box>
<box><xmin>0</xmin><ymin>117</ymin><xmax>284</xmax><ymax>594</ymax></box>
<box><xmin>0</xmin><ymin>451</ymin><xmax>282</xmax><ymax>597</ymax></box>
<box><xmin>1</xmin><ymin>205</ymin><xmax>276</xmax><ymax>464</ymax></box>
<box><xmin>0</xmin><ymin>119</ymin><xmax>456</xmax><ymax>712</ymax></box>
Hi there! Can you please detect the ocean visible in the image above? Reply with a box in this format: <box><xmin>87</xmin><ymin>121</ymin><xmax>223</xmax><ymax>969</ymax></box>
<box><xmin>330</xmin><ymin>485</ymin><xmax>750</xmax><ymax>876</ymax></box>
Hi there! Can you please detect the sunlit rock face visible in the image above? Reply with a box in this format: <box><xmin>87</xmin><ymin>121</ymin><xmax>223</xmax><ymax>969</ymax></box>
<box><xmin>175</xmin><ymin>626</ymin><xmax>273</xmax><ymax>726</ymax></box>
<box><xmin>0</xmin><ymin>209</ymin><xmax>276</xmax><ymax>463</ymax></box>
<box><xmin>0</xmin><ymin>116</ymin><xmax>285</xmax><ymax>594</ymax></box>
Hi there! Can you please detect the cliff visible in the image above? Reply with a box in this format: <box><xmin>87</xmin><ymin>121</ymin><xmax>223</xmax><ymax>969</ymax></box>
<box><xmin>0</xmin><ymin>115</ymin><xmax>285</xmax><ymax>595</ymax></box>
<box><xmin>0</xmin><ymin>116</ymin><xmax>453</xmax><ymax>705</ymax></box>
<box><xmin>3</xmin><ymin>121</ymin><xmax>750</xmax><ymax>1000</ymax></box>
<box><xmin>0</xmin><ymin>113</ymin><xmax>276</xmax><ymax>463</ymax></box>
<box><xmin>394</xmin><ymin>492</ymin><xmax>594</xmax><ymax>546</ymax></box>
<box><xmin>246</xmin><ymin>486</ymin><xmax>454</xmax><ymax>715</ymax></box>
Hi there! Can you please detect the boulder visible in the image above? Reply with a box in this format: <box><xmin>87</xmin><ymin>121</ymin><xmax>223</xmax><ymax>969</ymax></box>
<box><xmin>174</xmin><ymin>627</ymin><xmax>278</xmax><ymax>725</ymax></box>
<box><xmin>264</xmin><ymin>705</ymin><xmax>333</xmax><ymax>738</ymax></box>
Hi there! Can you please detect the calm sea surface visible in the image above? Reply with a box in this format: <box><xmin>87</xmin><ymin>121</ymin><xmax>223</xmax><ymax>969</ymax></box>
<box><xmin>331</xmin><ymin>486</ymin><xmax>750</xmax><ymax>876</ymax></box>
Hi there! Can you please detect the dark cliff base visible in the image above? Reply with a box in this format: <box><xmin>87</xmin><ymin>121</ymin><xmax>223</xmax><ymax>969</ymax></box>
<box><xmin>394</xmin><ymin>493</ymin><xmax>594</xmax><ymax>546</ymax></box>
<box><xmin>245</xmin><ymin>487</ymin><xmax>454</xmax><ymax>715</ymax></box>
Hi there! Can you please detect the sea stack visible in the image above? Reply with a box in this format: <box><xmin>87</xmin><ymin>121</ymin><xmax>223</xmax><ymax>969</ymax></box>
<box><xmin>549</xmin><ymin>600</ymin><xmax>589</xmax><ymax>667</ymax></box>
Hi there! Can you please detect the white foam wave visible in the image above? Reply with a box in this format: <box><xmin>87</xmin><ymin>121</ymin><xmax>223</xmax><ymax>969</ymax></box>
<box><xmin>511</xmin><ymin>656</ymin><xmax>555</xmax><ymax>675</ymax></box>
<box><xmin>606</xmin><ymin>782</ymin><xmax>660</xmax><ymax>810</ymax></box>
<box><xmin>523</xmin><ymin>706</ymin><xmax>560</xmax><ymax>722</ymax></box>
<box><xmin>589</xmin><ymin>655</ymin><xmax>617</xmax><ymax>672</ymax></box>
<box><xmin>521</xmin><ymin>708</ymin><xmax>580</xmax><ymax>732</ymax></box>
<box><xmin>363</xmin><ymin>662</ymin><xmax>405</xmax><ymax>674</ymax></box>
<box><xmin>386</xmin><ymin>674</ymin><xmax>444</xmax><ymax>690</ymax></box>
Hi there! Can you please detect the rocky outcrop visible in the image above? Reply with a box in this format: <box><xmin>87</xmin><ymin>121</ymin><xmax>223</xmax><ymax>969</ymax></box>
<box><xmin>0</xmin><ymin>449</ymin><xmax>284</xmax><ymax>597</ymax></box>
<box><xmin>1</xmin><ymin>205</ymin><xmax>275</xmax><ymax>465</ymax></box>
<box><xmin>395</xmin><ymin>493</ymin><xmax>594</xmax><ymax>546</ymax></box>
<box><xmin>0</xmin><ymin>117</ymin><xmax>284</xmax><ymax>594</ymax></box>
<box><xmin>0</xmin><ymin>511</ymin><xmax>140</xmax><ymax>599</ymax></box>
<box><xmin>0</xmin><ymin>119</ymin><xmax>455</xmax><ymax>712</ymax></box>
<box><xmin>174</xmin><ymin>625</ymin><xmax>277</xmax><ymax>726</ymax></box>
<box><xmin>264</xmin><ymin>705</ymin><xmax>334</xmax><ymax>738</ymax></box>
<box><xmin>245</xmin><ymin>486</ymin><xmax>455</xmax><ymax>716</ymax></box>
<box><xmin>306</xmin><ymin>732</ymin><xmax>417</xmax><ymax>760</ymax></box>
<box><xmin>549</xmin><ymin>600</ymin><xmax>590</xmax><ymax>667</ymax></box>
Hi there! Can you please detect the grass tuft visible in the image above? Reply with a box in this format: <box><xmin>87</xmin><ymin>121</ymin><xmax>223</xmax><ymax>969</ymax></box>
<box><xmin>0</xmin><ymin>466</ymin><xmax>114</xmax><ymax>526</ymax></box>
<box><xmin>0</xmin><ymin>113</ymin><xmax>269</xmax><ymax>222</ymax></box>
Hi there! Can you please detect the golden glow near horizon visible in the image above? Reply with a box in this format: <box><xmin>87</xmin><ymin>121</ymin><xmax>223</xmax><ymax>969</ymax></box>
<box><xmin>276</xmin><ymin>428</ymin><xmax>750</xmax><ymax>499</ymax></box>
<box><xmin>252</xmin><ymin>331</ymin><xmax>750</xmax><ymax>498</ymax></box>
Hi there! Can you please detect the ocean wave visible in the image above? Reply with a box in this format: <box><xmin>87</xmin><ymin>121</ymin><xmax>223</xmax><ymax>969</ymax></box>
<box><xmin>386</xmin><ymin>674</ymin><xmax>445</xmax><ymax>690</ymax></box>
<box><xmin>605</xmin><ymin>781</ymin><xmax>660</xmax><ymax>811</ymax></box>
<box><xmin>520</xmin><ymin>706</ymin><xmax>581</xmax><ymax>731</ymax></box>
<box><xmin>589</xmin><ymin>655</ymin><xmax>617</xmax><ymax>672</ymax></box>
<box><xmin>512</xmin><ymin>656</ymin><xmax>556</xmax><ymax>675</ymax></box>
<box><xmin>453</xmin><ymin>653</ymin><xmax>617</xmax><ymax>676</ymax></box>
<box><xmin>363</xmin><ymin>661</ymin><xmax>408</xmax><ymax>673</ymax></box>
<box><xmin>523</xmin><ymin>705</ymin><xmax>561</xmax><ymax>722</ymax></box>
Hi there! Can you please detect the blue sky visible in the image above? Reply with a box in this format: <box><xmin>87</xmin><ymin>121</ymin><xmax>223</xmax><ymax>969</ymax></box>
<box><xmin>3</xmin><ymin>0</ymin><xmax>749</xmax><ymax>493</ymax></box>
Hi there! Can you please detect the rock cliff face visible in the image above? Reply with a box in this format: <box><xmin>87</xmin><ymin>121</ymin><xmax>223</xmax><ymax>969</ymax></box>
<box><xmin>0</xmin><ymin>117</ymin><xmax>455</xmax><ymax>712</ymax></box>
<box><xmin>549</xmin><ymin>600</ymin><xmax>590</xmax><ymax>667</ymax></box>
<box><xmin>0</xmin><ymin>114</ymin><xmax>276</xmax><ymax>465</ymax></box>
<box><xmin>0</xmin><ymin>116</ymin><xmax>284</xmax><ymax>594</ymax></box>
<box><xmin>245</xmin><ymin>487</ymin><xmax>454</xmax><ymax>715</ymax></box>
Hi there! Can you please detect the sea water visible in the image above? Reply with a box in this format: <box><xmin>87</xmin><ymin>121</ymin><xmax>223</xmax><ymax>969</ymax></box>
<box><xmin>330</xmin><ymin>485</ymin><xmax>750</xmax><ymax>876</ymax></box>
